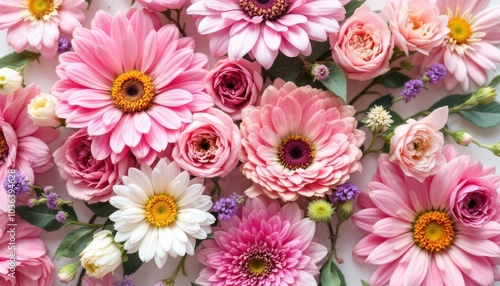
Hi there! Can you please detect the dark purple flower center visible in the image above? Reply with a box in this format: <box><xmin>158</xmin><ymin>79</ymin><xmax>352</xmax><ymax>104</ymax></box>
<box><xmin>278</xmin><ymin>135</ymin><xmax>315</xmax><ymax>170</ymax></box>
<box><xmin>463</xmin><ymin>192</ymin><xmax>485</xmax><ymax>214</ymax></box>
<box><xmin>239</xmin><ymin>0</ymin><xmax>291</xmax><ymax>20</ymax></box>
<box><xmin>0</xmin><ymin>131</ymin><xmax>8</xmax><ymax>163</ymax></box>
<box><xmin>190</xmin><ymin>133</ymin><xmax>218</xmax><ymax>162</ymax></box>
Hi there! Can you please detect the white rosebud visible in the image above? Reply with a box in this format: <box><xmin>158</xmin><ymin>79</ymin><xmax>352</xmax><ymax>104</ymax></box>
<box><xmin>0</xmin><ymin>67</ymin><xmax>23</xmax><ymax>95</ymax></box>
<box><xmin>79</xmin><ymin>230</ymin><xmax>122</xmax><ymax>279</ymax></box>
<box><xmin>27</xmin><ymin>92</ymin><xmax>63</xmax><ymax>127</ymax></box>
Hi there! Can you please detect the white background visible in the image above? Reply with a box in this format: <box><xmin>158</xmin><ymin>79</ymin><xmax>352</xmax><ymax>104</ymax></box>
<box><xmin>1</xmin><ymin>0</ymin><xmax>500</xmax><ymax>285</ymax></box>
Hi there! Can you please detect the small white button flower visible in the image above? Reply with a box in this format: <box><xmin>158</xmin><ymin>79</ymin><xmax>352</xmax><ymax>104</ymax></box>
<box><xmin>365</xmin><ymin>105</ymin><xmax>394</xmax><ymax>133</ymax></box>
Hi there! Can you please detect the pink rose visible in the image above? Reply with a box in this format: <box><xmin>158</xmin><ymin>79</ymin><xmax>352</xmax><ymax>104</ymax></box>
<box><xmin>82</xmin><ymin>273</ymin><xmax>114</xmax><ymax>286</ymax></box>
<box><xmin>0</xmin><ymin>214</ymin><xmax>54</xmax><ymax>286</ymax></box>
<box><xmin>53</xmin><ymin>128</ymin><xmax>135</xmax><ymax>203</ymax></box>
<box><xmin>329</xmin><ymin>6</ymin><xmax>394</xmax><ymax>81</ymax></box>
<box><xmin>382</xmin><ymin>0</ymin><xmax>449</xmax><ymax>56</ymax></box>
<box><xmin>205</xmin><ymin>58</ymin><xmax>263</xmax><ymax>120</ymax></box>
<box><xmin>172</xmin><ymin>108</ymin><xmax>241</xmax><ymax>178</ymax></box>
<box><xmin>390</xmin><ymin>106</ymin><xmax>448</xmax><ymax>182</ymax></box>
<box><xmin>136</xmin><ymin>0</ymin><xmax>188</xmax><ymax>11</ymax></box>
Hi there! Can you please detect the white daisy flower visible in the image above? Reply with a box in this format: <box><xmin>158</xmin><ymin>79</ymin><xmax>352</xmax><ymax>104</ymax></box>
<box><xmin>109</xmin><ymin>159</ymin><xmax>216</xmax><ymax>268</ymax></box>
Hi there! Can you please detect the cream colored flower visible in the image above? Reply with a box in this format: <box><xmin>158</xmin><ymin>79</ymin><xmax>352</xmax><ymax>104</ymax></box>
<box><xmin>0</xmin><ymin>67</ymin><xmax>23</xmax><ymax>95</ymax></box>
<box><xmin>79</xmin><ymin>230</ymin><xmax>122</xmax><ymax>278</ymax></box>
<box><xmin>27</xmin><ymin>92</ymin><xmax>63</xmax><ymax>127</ymax></box>
<box><xmin>365</xmin><ymin>105</ymin><xmax>394</xmax><ymax>133</ymax></box>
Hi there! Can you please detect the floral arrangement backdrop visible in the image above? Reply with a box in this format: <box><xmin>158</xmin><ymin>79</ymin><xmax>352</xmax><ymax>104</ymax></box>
<box><xmin>1</xmin><ymin>0</ymin><xmax>500</xmax><ymax>285</ymax></box>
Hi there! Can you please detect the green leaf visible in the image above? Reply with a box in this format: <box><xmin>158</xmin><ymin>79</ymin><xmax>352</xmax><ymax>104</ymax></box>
<box><xmin>457</xmin><ymin>101</ymin><xmax>500</xmax><ymax>128</ymax></box>
<box><xmin>86</xmin><ymin>201</ymin><xmax>118</xmax><ymax>217</ymax></box>
<box><xmin>373</xmin><ymin>70</ymin><xmax>411</xmax><ymax>89</ymax></box>
<box><xmin>295</xmin><ymin>73</ymin><xmax>326</xmax><ymax>89</ymax></box>
<box><xmin>320</xmin><ymin>61</ymin><xmax>347</xmax><ymax>102</ymax></box>
<box><xmin>488</xmin><ymin>75</ymin><xmax>500</xmax><ymax>88</ymax></box>
<box><xmin>367</xmin><ymin>94</ymin><xmax>394</xmax><ymax>111</ymax></box>
<box><xmin>361</xmin><ymin>279</ymin><xmax>370</xmax><ymax>286</ymax></box>
<box><xmin>266</xmin><ymin>52</ymin><xmax>304</xmax><ymax>82</ymax></box>
<box><xmin>53</xmin><ymin>227</ymin><xmax>95</xmax><ymax>260</ymax></box>
<box><xmin>61</xmin><ymin>204</ymin><xmax>78</xmax><ymax>221</ymax></box>
<box><xmin>344</xmin><ymin>0</ymin><xmax>365</xmax><ymax>19</ymax></box>
<box><xmin>16</xmin><ymin>205</ymin><xmax>64</xmax><ymax>232</ymax></box>
<box><xmin>85</xmin><ymin>0</ymin><xmax>92</xmax><ymax>9</ymax></box>
<box><xmin>191</xmin><ymin>283</ymin><xmax>200</xmax><ymax>286</ymax></box>
<box><xmin>429</xmin><ymin>93</ymin><xmax>472</xmax><ymax>110</ymax></box>
<box><xmin>305</xmin><ymin>41</ymin><xmax>331</xmax><ymax>62</ymax></box>
<box><xmin>0</xmin><ymin>51</ymin><xmax>40</xmax><ymax>73</ymax></box>
<box><xmin>123</xmin><ymin>252</ymin><xmax>143</xmax><ymax>276</ymax></box>
<box><xmin>389</xmin><ymin>110</ymin><xmax>405</xmax><ymax>130</ymax></box>
<box><xmin>320</xmin><ymin>258</ymin><xmax>346</xmax><ymax>286</ymax></box>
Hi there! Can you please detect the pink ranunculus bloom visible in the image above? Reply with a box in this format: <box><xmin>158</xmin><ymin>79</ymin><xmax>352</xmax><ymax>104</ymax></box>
<box><xmin>172</xmin><ymin>108</ymin><xmax>241</xmax><ymax>178</ymax></box>
<box><xmin>239</xmin><ymin>80</ymin><xmax>365</xmax><ymax>201</ymax></box>
<box><xmin>196</xmin><ymin>196</ymin><xmax>328</xmax><ymax>286</ymax></box>
<box><xmin>0</xmin><ymin>213</ymin><xmax>55</xmax><ymax>286</ymax></box>
<box><xmin>81</xmin><ymin>273</ymin><xmax>114</xmax><ymax>286</ymax></box>
<box><xmin>0</xmin><ymin>84</ymin><xmax>59</xmax><ymax>204</ymax></box>
<box><xmin>136</xmin><ymin>0</ymin><xmax>188</xmax><ymax>11</ymax></box>
<box><xmin>389</xmin><ymin>106</ymin><xmax>448</xmax><ymax>182</ymax></box>
<box><xmin>329</xmin><ymin>6</ymin><xmax>394</xmax><ymax>81</ymax></box>
<box><xmin>53</xmin><ymin>128</ymin><xmax>135</xmax><ymax>203</ymax></box>
<box><xmin>382</xmin><ymin>0</ymin><xmax>449</xmax><ymax>56</ymax></box>
<box><xmin>0</xmin><ymin>0</ymin><xmax>86</xmax><ymax>58</ymax></box>
<box><xmin>186</xmin><ymin>0</ymin><xmax>346</xmax><ymax>69</ymax></box>
<box><xmin>352</xmin><ymin>145</ymin><xmax>500</xmax><ymax>286</ymax></box>
<box><xmin>52</xmin><ymin>8</ymin><xmax>213</xmax><ymax>165</ymax></box>
<box><xmin>413</xmin><ymin>0</ymin><xmax>500</xmax><ymax>91</ymax></box>
<box><xmin>205</xmin><ymin>58</ymin><xmax>263</xmax><ymax>120</ymax></box>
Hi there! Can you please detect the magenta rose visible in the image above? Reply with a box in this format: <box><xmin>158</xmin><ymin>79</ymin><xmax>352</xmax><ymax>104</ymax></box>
<box><xmin>53</xmin><ymin>128</ymin><xmax>135</xmax><ymax>203</ymax></box>
<box><xmin>329</xmin><ymin>6</ymin><xmax>394</xmax><ymax>81</ymax></box>
<box><xmin>205</xmin><ymin>58</ymin><xmax>263</xmax><ymax>120</ymax></box>
<box><xmin>172</xmin><ymin>108</ymin><xmax>241</xmax><ymax>178</ymax></box>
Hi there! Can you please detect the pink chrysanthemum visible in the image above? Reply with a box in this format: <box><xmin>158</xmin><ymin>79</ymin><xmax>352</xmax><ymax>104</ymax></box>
<box><xmin>413</xmin><ymin>0</ymin><xmax>500</xmax><ymax>91</ymax></box>
<box><xmin>353</xmin><ymin>145</ymin><xmax>500</xmax><ymax>286</ymax></box>
<box><xmin>186</xmin><ymin>0</ymin><xmax>347</xmax><ymax>69</ymax></box>
<box><xmin>136</xmin><ymin>0</ymin><xmax>188</xmax><ymax>11</ymax></box>
<box><xmin>196</xmin><ymin>197</ymin><xmax>328</xmax><ymax>286</ymax></box>
<box><xmin>0</xmin><ymin>84</ymin><xmax>59</xmax><ymax>195</ymax></box>
<box><xmin>0</xmin><ymin>0</ymin><xmax>86</xmax><ymax>59</ymax></box>
<box><xmin>239</xmin><ymin>80</ymin><xmax>365</xmax><ymax>201</ymax></box>
<box><xmin>52</xmin><ymin>8</ymin><xmax>213</xmax><ymax>164</ymax></box>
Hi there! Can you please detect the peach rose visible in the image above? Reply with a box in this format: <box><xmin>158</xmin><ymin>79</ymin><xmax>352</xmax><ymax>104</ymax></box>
<box><xmin>389</xmin><ymin>106</ymin><xmax>448</xmax><ymax>182</ymax></box>
<box><xmin>329</xmin><ymin>6</ymin><xmax>394</xmax><ymax>81</ymax></box>
<box><xmin>382</xmin><ymin>0</ymin><xmax>449</xmax><ymax>56</ymax></box>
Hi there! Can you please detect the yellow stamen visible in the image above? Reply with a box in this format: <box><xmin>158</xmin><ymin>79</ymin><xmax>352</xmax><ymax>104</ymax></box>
<box><xmin>145</xmin><ymin>194</ymin><xmax>177</xmax><ymax>227</ymax></box>
<box><xmin>413</xmin><ymin>210</ymin><xmax>455</xmax><ymax>252</ymax></box>
<box><xmin>448</xmin><ymin>17</ymin><xmax>472</xmax><ymax>44</ymax></box>
<box><xmin>248</xmin><ymin>258</ymin><xmax>267</xmax><ymax>275</ymax></box>
<box><xmin>28</xmin><ymin>0</ymin><xmax>55</xmax><ymax>20</ymax></box>
<box><xmin>111</xmin><ymin>70</ymin><xmax>155</xmax><ymax>113</ymax></box>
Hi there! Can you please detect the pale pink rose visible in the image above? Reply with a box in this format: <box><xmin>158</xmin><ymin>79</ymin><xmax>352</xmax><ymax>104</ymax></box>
<box><xmin>136</xmin><ymin>0</ymin><xmax>188</xmax><ymax>11</ymax></box>
<box><xmin>382</xmin><ymin>0</ymin><xmax>449</xmax><ymax>56</ymax></box>
<box><xmin>172</xmin><ymin>108</ymin><xmax>241</xmax><ymax>178</ymax></box>
<box><xmin>329</xmin><ymin>6</ymin><xmax>394</xmax><ymax>81</ymax></box>
<box><xmin>389</xmin><ymin>106</ymin><xmax>448</xmax><ymax>182</ymax></box>
<box><xmin>0</xmin><ymin>213</ymin><xmax>54</xmax><ymax>286</ymax></box>
<box><xmin>81</xmin><ymin>273</ymin><xmax>114</xmax><ymax>286</ymax></box>
<box><xmin>53</xmin><ymin>128</ymin><xmax>135</xmax><ymax>203</ymax></box>
<box><xmin>205</xmin><ymin>58</ymin><xmax>263</xmax><ymax>121</ymax></box>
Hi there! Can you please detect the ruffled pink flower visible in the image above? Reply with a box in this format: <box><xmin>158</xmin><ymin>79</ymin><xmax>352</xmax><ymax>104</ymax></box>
<box><xmin>329</xmin><ymin>6</ymin><xmax>394</xmax><ymax>81</ymax></box>
<box><xmin>196</xmin><ymin>197</ymin><xmax>328</xmax><ymax>286</ymax></box>
<box><xmin>205</xmin><ymin>58</ymin><xmax>263</xmax><ymax>120</ymax></box>
<box><xmin>0</xmin><ymin>0</ymin><xmax>86</xmax><ymax>58</ymax></box>
<box><xmin>353</xmin><ymin>145</ymin><xmax>500</xmax><ymax>286</ymax></box>
<box><xmin>0</xmin><ymin>84</ymin><xmax>59</xmax><ymax>208</ymax></box>
<box><xmin>52</xmin><ymin>8</ymin><xmax>213</xmax><ymax>165</ymax></box>
<box><xmin>0</xmin><ymin>213</ymin><xmax>55</xmax><ymax>286</ymax></box>
<box><xmin>239</xmin><ymin>80</ymin><xmax>365</xmax><ymax>201</ymax></box>
<box><xmin>390</xmin><ymin>106</ymin><xmax>448</xmax><ymax>182</ymax></box>
<box><xmin>136</xmin><ymin>0</ymin><xmax>188</xmax><ymax>11</ymax></box>
<box><xmin>53</xmin><ymin>128</ymin><xmax>135</xmax><ymax>203</ymax></box>
<box><xmin>81</xmin><ymin>273</ymin><xmax>114</xmax><ymax>286</ymax></box>
<box><xmin>382</xmin><ymin>0</ymin><xmax>449</xmax><ymax>56</ymax></box>
<box><xmin>187</xmin><ymin>0</ymin><xmax>346</xmax><ymax>69</ymax></box>
<box><xmin>172</xmin><ymin>108</ymin><xmax>241</xmax><ymax>178</ymax></box>
<box><xmin>413</xmin><ymin>0</ymin><xmax>500</xmax><ymax>91</ymax></box>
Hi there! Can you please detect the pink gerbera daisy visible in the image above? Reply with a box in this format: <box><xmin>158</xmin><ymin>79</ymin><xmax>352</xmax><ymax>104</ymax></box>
<box><xmin>413</xmin><ymin>0</ymin><xmax>500</xmax><ymax>91</ymax></box>
<box><xmin>0</xmin><ymin>0</ymin><xmax>86</xmax><ymax>58</ymax></box>
<box><xmin>196</xmin><ymin>197</ymin><xmax>328</xmax><ymax>286</ymax></box>
<box><xmin>353</xmin><ymin>145</ymin><xmax>500</xmax><ymax>285</ymax></box>
<box><xmin>186</xmin><ymin>0</ymin><xmax>347</xmax><ymax>69</ymax></box>
<box><xmin>52</xmin><ymin>8</ymin><xmax>213</xmax><ymax>164</ymax></box>
<box><xmin>239</xmin><ymin>80</ymin><xmax>365</xmax><ymax>201</ymax></box>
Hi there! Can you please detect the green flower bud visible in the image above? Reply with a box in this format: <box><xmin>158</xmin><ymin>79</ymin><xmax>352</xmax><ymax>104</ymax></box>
<box><xmin>467</xmin><ymin>86</ymin><xmax>497</xmax><ymax>105</ymax></box>
<box><xmin>57</xmin><ymin>262</ymin><xmax>79</xmax><ymax>284</ymax></box>
<box><xmin>337</xmin><ymin>200</ymin><xmax>354</xmax><ymax>222</ymax></box>
<box><xmin>451</xmin><ymin>130</ymin><xmax>473</xmax><ymax>146</ymax></box>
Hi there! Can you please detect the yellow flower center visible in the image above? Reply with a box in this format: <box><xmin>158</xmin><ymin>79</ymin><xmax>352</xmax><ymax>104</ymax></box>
<box><xmin>413</xmin><ymin>210</ymin><xmax>455</xmax><ymax>252</ymax></box>
<box><xmin>448</xmin><ymin>17</ymin><xmax>472</xmax><ymax>44</ymax></box>
<box><xmin>307</xmin><ymin>200</ymin><xmax>334</xmax><ymax>223</ymax></box>
<box><xmin>248</xmin><ymin>258</ymin><xmax>267</xmax><ymax>275</ymax></box>
<box><xmin>28</xmin><ymin>0</ymin><xmax>55</xmax><ymax>20</ymax></box>
<box><xmin>145</xmin><ymin>194</ymin><xmax>178</xmax><ymax>227</ymax></box>
<box><xmin>0</xmin><ymin>131</ymin><xmax>8</xmax><ymax>162</ymax></box>
<box><xmin>111</xmin><ymin>70</ymin><xmax>155</xmax><ymax>113</ymax></box>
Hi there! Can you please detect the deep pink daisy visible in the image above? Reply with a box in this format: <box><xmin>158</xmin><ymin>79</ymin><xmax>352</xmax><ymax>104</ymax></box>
<box><xmin>196</xmin><ymin>197</ymin><xmax>328</xmax><ymax>286</ymax></box>
<box><xmin>239</xmin><ymin>80</ymin><xmax>365</xmax><ymax>201</ymax></box>
<box><xmin>186</xmin><ymin>0</ymin><xmax>347</xmax><ymax>69</ymax></box>
<box><xmin>353</xmin><ymin>145</ymin><xmax>500</xmax><ymax>285</ymax></box>
<box><xmin>52</xmin><ymin>8</ymin><xmax>213</xmax><ymax>164</ymax></box>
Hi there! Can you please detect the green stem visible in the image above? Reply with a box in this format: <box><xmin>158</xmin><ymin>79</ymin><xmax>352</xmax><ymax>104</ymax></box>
<box><xmin>76</xmin><ymin>268</ymin><xmax>86</xmax><ymax>286</ymax></box>
<box><xmin>164</xmin><ymin>9</ymin><xmax>187</xmax><ymax>37</ymax></box>
<box><xmin>362</xmin><ymin>131</ymin><xmax>379</xmax><ymax>156</ymax></box>
<box><xmin>67</xmin><ymin>220</ymin><xmax>103</xmax><ymax>228</ymax></box>
<box><xmin>348</xmin><ymin>81</ymin><xmax>376</xmax><ymax>105</ymax></box>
